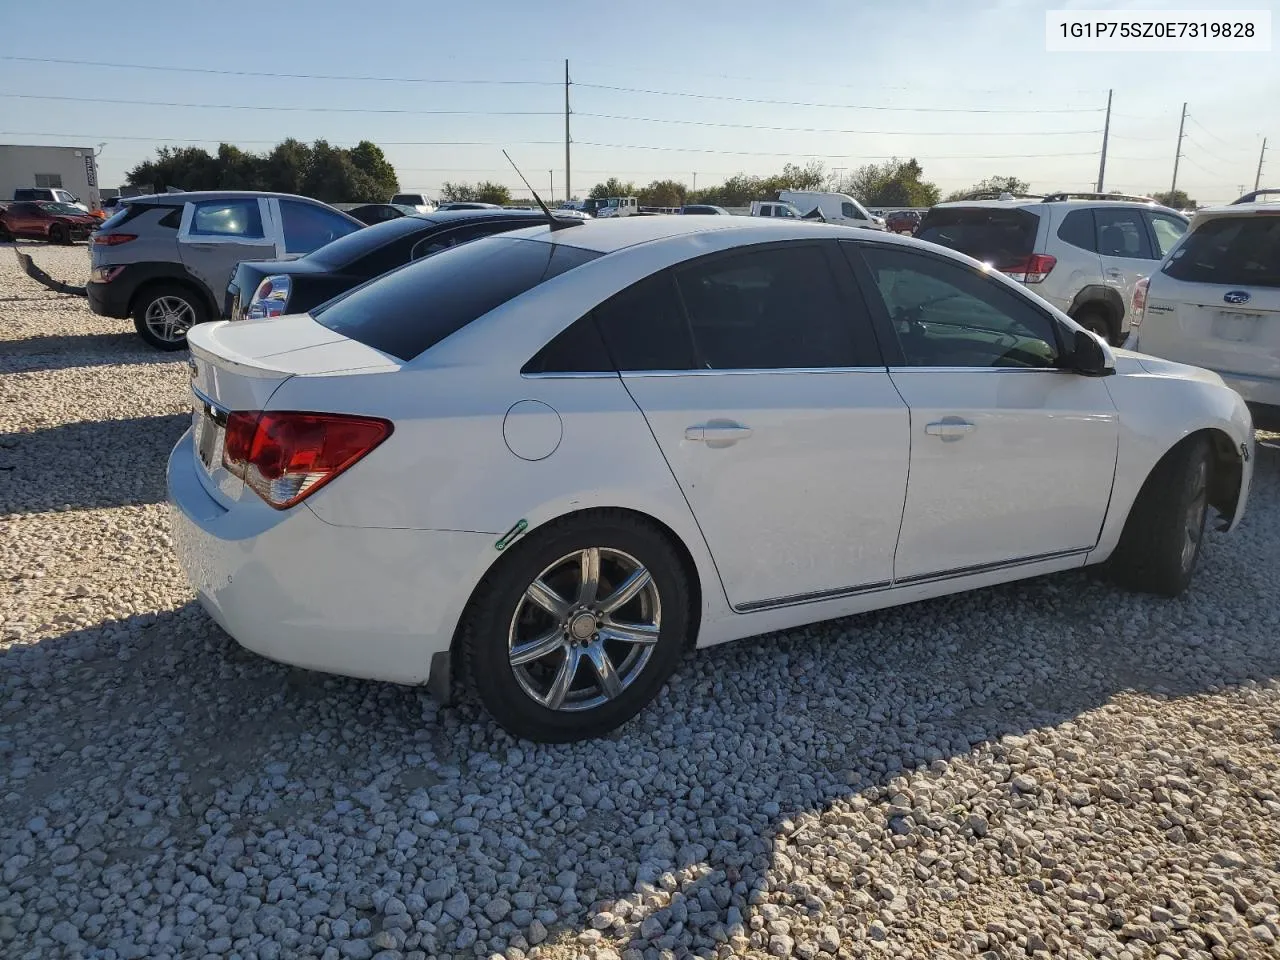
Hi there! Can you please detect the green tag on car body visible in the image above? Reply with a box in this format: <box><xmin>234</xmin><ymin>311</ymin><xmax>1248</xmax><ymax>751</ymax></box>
<box><xmin>495</xmin><ymin>519</ymin><xmax>528</xmax><ymax>551</ymax></box>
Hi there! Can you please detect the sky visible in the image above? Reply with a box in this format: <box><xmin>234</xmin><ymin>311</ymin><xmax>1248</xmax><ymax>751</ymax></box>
<box><xmin>0</xmin><ymin>0</ymin><xmax>1276</xmax><ymax>205</ymax></box>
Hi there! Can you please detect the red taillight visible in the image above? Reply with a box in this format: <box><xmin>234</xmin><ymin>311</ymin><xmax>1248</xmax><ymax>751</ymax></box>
<box><xmin>1131</xmin><ymin>277</ymin><xmax>1150</xmax><ymax>328</ymax></box>
<box><xmin>221</xmin><ymin>411</ymin><xmax>392</xmax><ymax>509</ymax></box>
<box><xmin>1002</xmin><ymin>254</ymin><xmax>1057</xmax><ymax>284</ymax></box>
<box><xmin>93</xmin><ymin>233</ymin><xmax>137</xmax><ymax>245</ymax></box>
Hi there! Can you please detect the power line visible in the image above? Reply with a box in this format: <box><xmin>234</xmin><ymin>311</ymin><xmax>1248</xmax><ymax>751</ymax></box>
<box><xmin>0</xmin><ymin>54</ymin><xmax>1110</xmax><ymax>100</ymax></box>
<box><xmin>1186</xmin><ymin>115</ymin><xmax>1255</xmax><ymax>152</ymax></box>
<box><xmin>0</xmin><ymin>55</ymin><xmax>559</xmax><ymax>86</ymax></box>
<box><xmin>577</xmin><ymin>113</ymin><xmax>1102</xmax><ymax>137</ymax></box>
<box><xmin>575</xmin><ymin>82</ymin><xmax>1103</xmax><ymax>114</ymax></box>
<box><xmin>1182</xmin><ymin>134</ymin><xmax>1242</xmax><ymax>169</ymax></box>
<box><xmin>0</xmin><ymin>131</ymin><xmax>563</xmax><ymax>146</ymax></box>
<box><xmin>575</xmin><ymin>140</ymin><xmax>1103</xmax><ymax>159</ymax></box>
<box><xmin>0</xmin><ymin>93</ymin><xmax>559</xmax><ymax>116</ymax></box>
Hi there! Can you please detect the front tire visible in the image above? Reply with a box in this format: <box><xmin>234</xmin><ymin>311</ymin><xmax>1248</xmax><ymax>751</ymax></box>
<box><xmin>1074</xmin><ymin>308</ymin><xmax>1115</xmax><ymax>346</ymax></box>
<box><xmin>1106</xmin><ymin>436</ymin><xmax>1211</xmax><ymax>597</ymax></box>
<box><xmin>462</xmin><ymin>512</ymin><xmax>692</xmax><ymax>742</ymax></box>
<box><xmin>48</xmin><ymin>223</ymin><xmax>68</xmax><ymax>245</ymax></box>
<box><xmin>132</xmin><ymin>285</ymin><xmax>207</xmax><ymax>351</ymax></box>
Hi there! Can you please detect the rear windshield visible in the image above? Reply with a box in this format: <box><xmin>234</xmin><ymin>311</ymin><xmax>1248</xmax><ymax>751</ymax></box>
<box><xmin>306</xmin><ymin>215</ymin><xmax>429</xmax><ymax>268</ymax></box>
<box><xmin>915</xmin><ymin>207</ymin><xmax>1039</xmax><ymax>269</ymax></box>
<box><xmin>314</xmin><ymin>236</ymin><xmax>601</xmax><ymax>360</ymax></box>
<box><xmin>1162</xmin><ymin>215</ymin><xmax>1280</xmax><ymax>288</ymax></box>
<box><xmin>391</xmin><ymin>194</ymin><xmax>423</xmax><ymax>205</ymax></box>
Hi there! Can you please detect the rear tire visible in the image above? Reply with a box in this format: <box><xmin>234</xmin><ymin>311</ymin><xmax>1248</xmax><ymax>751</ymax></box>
<box><xmin>48</xmin><ymin>223</ymin><xmax>68</xmax><ymax>245</ymax></box>
<box><xmin>131</xmin><ymin>284</ymin><xmax>208</xmax><ymax>351</ymax></box>
<box><xmin>462</xmin><ymin>511</ymin><xmax>692</xmax><ymax>742</ymax></box>
<box><xmin>1074</xmin><ymin>308</ymin><xmax>1115</xmax><ymax>345</ymax></box>
<box><xmin>1106</xmin><ymin>436</ymin><xmax>1212</xmax><ymax>597</ymax></box>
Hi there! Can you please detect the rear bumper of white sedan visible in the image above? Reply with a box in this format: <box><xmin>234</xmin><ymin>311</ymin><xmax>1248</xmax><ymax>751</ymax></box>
<box><xmin>167</xmin><ymin>430</ymin><xmax>492</xmax><ymax>687</ymax></box>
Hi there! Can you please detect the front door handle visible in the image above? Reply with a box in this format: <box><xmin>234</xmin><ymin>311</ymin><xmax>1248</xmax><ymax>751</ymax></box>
<box><xmin>925</xmin><ymin>419</ymin><xmax>975</xmax><ymax>441</ymax></box>
<box><xmin>685</xmin><ymin>420</ymin><xmax>753</xmax><ymax>448</ymax></box>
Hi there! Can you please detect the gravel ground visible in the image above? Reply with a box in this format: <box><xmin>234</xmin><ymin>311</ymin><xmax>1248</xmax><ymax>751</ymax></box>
<box><xmin>2</xmin><ymin>240</ymin><xmax>1280</xmax><ymax>960</ymax></box>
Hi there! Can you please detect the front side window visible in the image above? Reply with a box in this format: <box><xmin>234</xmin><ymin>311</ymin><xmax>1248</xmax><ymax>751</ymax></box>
<box><xmin>190</xmin><ymin>199</ymin><xmax>264</xmax><ymax>239</ymax></box>
<box><xmin>1147</xmin><ymin>211</ymin><xmax>1188</xmax><ymax>257</ymax></box>
<box><xmin>280</xmin><ymin>200</ymin><xmax>358</xmax><ymax>255</ymax></box>
<box><xmin>314</xmin><ymin>236</ymin><xmax>601</xmax><ymax>361</ymax></box>
<box><xmin>841</xmin><ymin>201</ymin><xmax>857</xmax><ymax>218</ymax></box>
<box><xmin>1095</xmin><ymin>208</ymin><xmax>1154</xmax><ymax>259</ymax></box>
<box><xmin>674</xmin><ymin>244</ymin><xmax>872</xmax><ymax>370</ymax></box>
<box><xmin>860</xmin><ymin>246</ymin><xmax>1061</xmax><ymax>369</ymax></box>
<box><xmin>1163</xmin><ymin>216</ymin><xmax>1280</xmax><ymax>287</ymax></box>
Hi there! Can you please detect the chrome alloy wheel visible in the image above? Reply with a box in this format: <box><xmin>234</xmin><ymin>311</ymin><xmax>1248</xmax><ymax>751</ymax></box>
<box><xmin>507</xmin><ymin>547</ymin><xmax>661</xmax><ymax>711</ymax></box>
<box><xmin>1181</xmin><ymin>457</ymin><xmax>1209</xmax><ymax>572</ymax></box>
<box><xmin>144</xmin><ymin>296</ymin><xmax>197</xmax><ymax>343</ymax></box>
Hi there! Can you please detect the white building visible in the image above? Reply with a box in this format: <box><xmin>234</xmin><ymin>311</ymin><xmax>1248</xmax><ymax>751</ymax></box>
<box><xmin>0</xmin><ymin>144</ymin><xmax>101</xmax><ymax>210</ymax></box>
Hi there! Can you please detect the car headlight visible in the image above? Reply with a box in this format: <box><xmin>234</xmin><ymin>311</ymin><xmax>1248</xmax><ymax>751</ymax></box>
<box><xmin>246</xmin><ymin>275</ymin><xmax>292</xmax><ymax>320</ymax></box>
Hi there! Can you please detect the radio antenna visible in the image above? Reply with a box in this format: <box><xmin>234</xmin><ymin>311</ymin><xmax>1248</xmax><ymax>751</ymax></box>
<box><xmin>503</xmin><ymin>150</ymin><xmax>580</xmax><ymax>231</ymax></box>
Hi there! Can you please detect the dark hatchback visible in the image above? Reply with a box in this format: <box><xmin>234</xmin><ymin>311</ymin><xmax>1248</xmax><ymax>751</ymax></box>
<box><xmin>226</xmin><ymin>209</ymin><xmax>551</xmax><ymax>321</ymax></box>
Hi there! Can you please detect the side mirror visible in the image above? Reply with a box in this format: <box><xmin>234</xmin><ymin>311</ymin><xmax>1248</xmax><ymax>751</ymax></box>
<box><xmin>1068</xmin><ymin>328</ymin><xmax>1114</xmax><ymax>377</ymax></box>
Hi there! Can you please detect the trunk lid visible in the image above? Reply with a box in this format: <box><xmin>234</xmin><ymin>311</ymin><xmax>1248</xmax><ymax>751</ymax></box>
<box><xmin>186</xmin><ymin>316</ymin><xmax>400</xmax><ymax>506</ymax></box>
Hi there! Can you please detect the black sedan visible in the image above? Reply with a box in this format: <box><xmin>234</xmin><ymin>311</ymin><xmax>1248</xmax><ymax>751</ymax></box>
<box><xmin>225</xmin><ymin>209</ymin><xmax>551</xmax><ymax>321</ymax></box>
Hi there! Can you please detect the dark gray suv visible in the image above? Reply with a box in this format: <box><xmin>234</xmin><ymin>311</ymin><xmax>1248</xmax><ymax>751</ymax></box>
<box><xmin>87</xmin><ymin>191</ymin><xmax>362</xmax><ymax>350</ymax></box>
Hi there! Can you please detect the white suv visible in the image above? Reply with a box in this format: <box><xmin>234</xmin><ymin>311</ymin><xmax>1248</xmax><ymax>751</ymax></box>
<box><xmin>1132</xmin><ymin>190</ymin><xmax>1280</xmax><ymax>429</ymax></box>
<box><xmin>915</xmin><ymin>192</ymin><xmax>1189</xmax><ymax>345</ymax></box>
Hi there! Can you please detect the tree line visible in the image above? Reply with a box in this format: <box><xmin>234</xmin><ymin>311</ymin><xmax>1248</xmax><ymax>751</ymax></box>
<box><xmin>126</xmin><ymin>141</ymin><xmax>1194</xmax><ymax>211</ymax></box>
<box><xmin>125</xmin><ymin>139</ymin><xmax>399</xmax><ymax>204</ymax></box>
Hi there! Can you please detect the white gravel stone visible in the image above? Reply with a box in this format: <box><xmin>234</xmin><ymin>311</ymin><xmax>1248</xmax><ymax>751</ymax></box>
<box><xmin>3</xmin><ymin>241</ymin><xmax>1280</xmax><ymax>959</ymax></box>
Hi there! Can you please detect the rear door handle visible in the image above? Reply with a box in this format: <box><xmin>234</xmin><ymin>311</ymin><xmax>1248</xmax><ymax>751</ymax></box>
<box><xmin>925</xmin><ymin>419</ymin><xmax>975</xmax><ymax>441</ymax></box>
<box><xmin>685</xmin><ymin>420</ymin><xmax>753</xmax><ymax>448</ymax></box>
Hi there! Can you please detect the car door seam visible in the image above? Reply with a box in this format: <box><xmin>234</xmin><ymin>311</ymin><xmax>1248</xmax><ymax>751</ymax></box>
<box><xmin>613</xmin><ymin>373</ymin><xmax>735</xmax><ymax>610</ymax></box>
<box><xmin>884</xmin><ymin>368</ymin><xmax>914</xmax><ymax>585</ymax></box>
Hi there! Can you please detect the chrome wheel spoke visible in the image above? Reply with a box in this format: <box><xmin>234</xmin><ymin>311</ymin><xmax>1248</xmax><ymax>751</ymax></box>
<box><xmin>598</xmin><ymin>566</ymin><xmax>652</xmax><ymax>614</ymax></box>
<box><xmin>585</xmin><ymin>644</ymin><xmax>622</xmax><ymax>699</ymax></box>
<box><xmin>543</xmin><ymin>648</ymin><xmax>581</xmax><ymax>710</ymax></box>
<box><xmin>509</xmin><ymin>629</ymin><xmax>564</xmax><ymax>667</ymax></box>
<box><xmin>600</xmin><ymin>620</ymin><xmax>660</xmax><ymax>646</ymax></box>
<box><xmin>576</xmin><ymin>547</ymin><xmax>601</xmax><ymax>605</ymax></box>
<box><xmin>526</xmin><ymin>578</ymin><xmax>570</xmax><ymax>620</ymax></box>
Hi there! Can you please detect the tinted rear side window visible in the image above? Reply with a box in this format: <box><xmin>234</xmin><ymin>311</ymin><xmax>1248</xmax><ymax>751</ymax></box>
<box><xmin>314</xmin><ymin>237</ymin><xmax>601</xmax><ymax>360</ymax></box>
<box><xmin>307</xmin><ymin>215</ymin><xmax>432</xmax><ymax>268</ymax></box>
<box><xmin>916</xmin><ymin>207</ymin><xmax>1039</xmax><ymax>269</ymax></box>
<box><xmin>1056</xmin><ymin>208</ymin><xmax>1096</xmax><ymax>251</ymax></box>
<box><xmin>1163</xmin><ymin>216</ymin><xmax>1280</xmax><ymax>287</ymax></box>
<box><xmin>595</xmin><ymin>271</ymin><xmax>697</xmax><ymax>371</ymax></box>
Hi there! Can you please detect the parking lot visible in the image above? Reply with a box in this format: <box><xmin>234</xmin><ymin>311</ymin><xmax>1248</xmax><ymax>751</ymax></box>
<box><xmin>3</xmin><ymin>242</ymin><xmax>1280</xmax><ymax>959</ymax></box>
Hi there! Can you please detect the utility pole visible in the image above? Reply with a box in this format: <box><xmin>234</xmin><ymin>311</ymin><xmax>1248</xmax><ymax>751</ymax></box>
<box><xmin>549</xmin><ymin>171</ymin><xmax>554</xmax><ymax>203</ymax></box>
<box><xmin>1171</xmin><ymin>101</ymin><xmax>1187</xmax><ymax>194</ymax></box>
<box><xmin>1096</xmin><ymin>89</ymin><xmax>1112</xmax><ymax>193</ymax></box>
<box><xmin>1256</xmin><ymin>137</ymin><xmax>1268</xmax><ymax>191</ymax></box>
<box><xmin>692</xmin><ymin>172</ymin><xmax>697</xmax><ymax>192</ymax></box>
<box><xmin>564</xmin><ymin>60</ymin><xmax>571</xmax><ymax>202</ymax></box>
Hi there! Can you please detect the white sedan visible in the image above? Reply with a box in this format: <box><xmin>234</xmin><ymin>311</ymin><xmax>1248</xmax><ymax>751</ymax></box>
<box><xmin>170</xmin><ymin>216</ymin><xmax>1255</xmax><ymax>742</ymax></box>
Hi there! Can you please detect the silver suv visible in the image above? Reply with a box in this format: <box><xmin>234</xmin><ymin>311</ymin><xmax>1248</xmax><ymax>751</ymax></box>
<box><xmin>915</xmin><ymin>192</ymin><xmax>1189</xmax><ymax>345</ymax></box>
<box><xmin>87</xmin><ymin>191</ymin><xmax>362</xmax><ymax>350</ymax></box>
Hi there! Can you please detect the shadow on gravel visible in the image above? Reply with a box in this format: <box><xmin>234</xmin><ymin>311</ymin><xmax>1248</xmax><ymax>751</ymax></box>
<box><xmin>0</xmin><ymin>413</ymin><xmax>187</xmax><ymax>515</ymax></box>
<box><xmin>0</xmin><ymin>333</ymin><xmax>180</xmax><ymax>374</ymax></box>
<box><xmin>1</xmin><ymin>444</ymin><xmax>1277</xmax><ymax>958</ymax></box>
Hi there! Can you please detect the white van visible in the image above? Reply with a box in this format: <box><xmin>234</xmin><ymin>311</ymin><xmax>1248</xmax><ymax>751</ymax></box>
<box><xmin>777</xmin><ymin>191</ymin><xmax>886</xmax><ymax>230</ymax></box>
<box><xmin>749</xmin><ymin>200</ymin><xmax>804</xmax><ymax>219</ymax></box>
<box><xmin>593</xmin><ymin>197</ymin><xmax>639</xmax><ymax>218</ymax></box>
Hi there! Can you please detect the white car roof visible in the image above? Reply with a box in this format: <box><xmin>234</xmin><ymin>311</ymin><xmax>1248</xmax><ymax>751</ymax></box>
<box><xmin>501</xmin><ymin>215</ymin><xmax>857</xmax><ymax>254</ymax></box>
